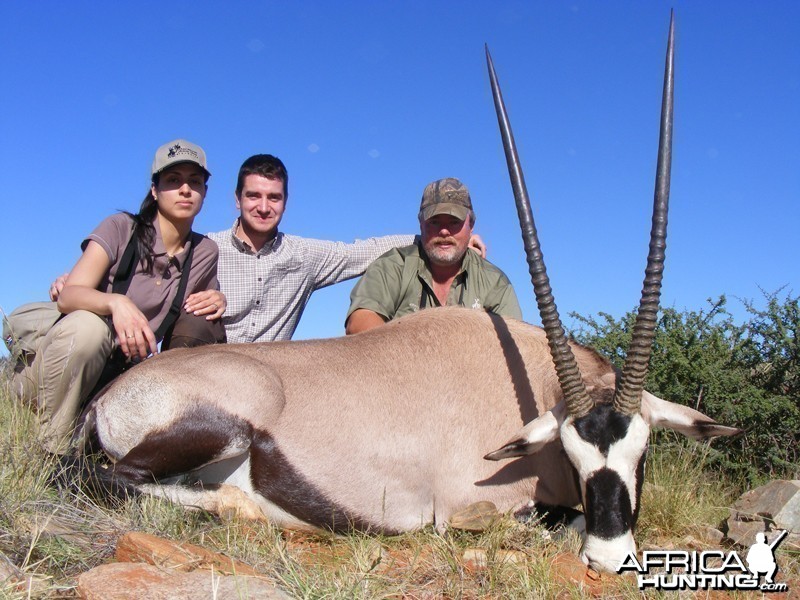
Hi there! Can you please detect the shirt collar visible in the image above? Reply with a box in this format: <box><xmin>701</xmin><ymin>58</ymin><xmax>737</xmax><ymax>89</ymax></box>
<box><xmin>152</xmin><ymin>215</ymin><xmax>194</xmax><ymax>270</ymax></box>
<box><xmin>229</xmin><ymin>218</ymin><xmax>282</xmax><ymax>255</ymax></box>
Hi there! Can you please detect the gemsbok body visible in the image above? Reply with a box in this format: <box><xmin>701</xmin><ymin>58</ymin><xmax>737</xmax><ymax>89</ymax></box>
<box><xmin>77</xmin><ymin>15</ymin><xmax>740</xmax><ymax>572</ymax></box>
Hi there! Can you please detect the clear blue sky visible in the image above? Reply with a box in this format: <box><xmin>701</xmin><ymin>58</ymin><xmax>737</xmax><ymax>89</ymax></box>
<box><xmin>1</xmin><ymin>1</ymin><xmax>797</xmax><ymax>352</ymax></box>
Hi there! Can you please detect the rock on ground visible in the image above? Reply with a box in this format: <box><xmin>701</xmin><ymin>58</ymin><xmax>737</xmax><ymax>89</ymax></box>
<box><xmin>726</xmin><ymin>479</ymin><xmax>800</xmax><ymax>548</ymax></box>
<box><xmin>77</xmin><ymin>562</ymin><xmax>288</xmax><ymax>600</ymax></box>
<box><xmin>115</xmin><ymin>531</ymin><xmax>263</xmax><ymax>576</ymax></box>
<box><xmin>76</xmin><ymin>531</ymin><xmax>288</xmax><ymax>599</ymax></box>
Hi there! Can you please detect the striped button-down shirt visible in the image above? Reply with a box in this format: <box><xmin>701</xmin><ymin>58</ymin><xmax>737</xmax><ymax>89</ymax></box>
<box><xmin>208</xmin><ymin>221</ymin><xmax>414</xmax><ymax>343</ymax></box>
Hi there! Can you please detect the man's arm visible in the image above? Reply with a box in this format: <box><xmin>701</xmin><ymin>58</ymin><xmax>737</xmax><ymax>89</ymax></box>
<box><xmin>345</xmin><ymin>308</ymin><xmax>387</xmax><ymax>335</ymax></box>
<box><xmin>345</xmin><ymin>251</ymin><xmax>404</xmax><ymax>334</ymax></box>
<box><xmin>308</xmin><ymin>233</ymin><xmax>486</xmax><ymax>290</ymax></box>
<box><xmin>306</xmin><ymin>235</ymin><xmax>415</xmax><ymax>290</ymax></box>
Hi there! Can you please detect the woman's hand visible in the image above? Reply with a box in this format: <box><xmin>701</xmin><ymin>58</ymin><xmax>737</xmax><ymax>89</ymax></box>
<box><xmin>184</xmin><ymin>290</ymin><xmax>227</xmax><ymax>320</ymax></box>
<box><xmin>109</xmin><ymin>294</ymin><xmax>158</xmax><ymax>360</ymax></box>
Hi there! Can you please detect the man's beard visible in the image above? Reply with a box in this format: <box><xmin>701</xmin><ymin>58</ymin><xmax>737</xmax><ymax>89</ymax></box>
<box><xmin>424</xmin><ymin>238</ymin><xmax>466</xmax><ymax>266</ymax></box>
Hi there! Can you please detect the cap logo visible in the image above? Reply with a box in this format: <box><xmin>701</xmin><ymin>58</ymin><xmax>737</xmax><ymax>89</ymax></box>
<box><xmin>167</xmin><ymin>143</ymin><xmax>199</xmax><ymax>160</ymax></box>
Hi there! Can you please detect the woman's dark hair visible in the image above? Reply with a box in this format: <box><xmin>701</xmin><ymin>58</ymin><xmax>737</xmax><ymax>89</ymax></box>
<box><xmin>123</xmin><ymin>174</ymin><xmax>161</xmax><ymax>275</ymax></box>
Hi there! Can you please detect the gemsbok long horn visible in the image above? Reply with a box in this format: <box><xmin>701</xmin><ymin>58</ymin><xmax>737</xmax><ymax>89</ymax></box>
<box><xmin>613</xmin><ymin>12</ymin><xmax>674</xmax><ymax>416</ymax></box>
<box><xmin>485</xmin><ymin>45</ymin><xmax>593</xmax><ymax>419</ymax></box>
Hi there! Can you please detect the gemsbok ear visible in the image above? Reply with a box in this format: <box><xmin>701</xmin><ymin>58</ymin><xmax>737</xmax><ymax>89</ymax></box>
<box><xmin>484</xmin><ymin>402</ymin><xmax>565</xmax><ymax>461</ymax></box>
<box><xmin>641</xmin><ymin>391</ymin><xmax>743</xmax><ymax>440</ymax></box>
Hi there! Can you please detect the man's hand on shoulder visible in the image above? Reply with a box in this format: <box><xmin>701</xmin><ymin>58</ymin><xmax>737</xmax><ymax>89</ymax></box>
<box><xmin>468</xmin><ymin>234</ymin><xmax>487</xmax><ymax>259</ymax></box>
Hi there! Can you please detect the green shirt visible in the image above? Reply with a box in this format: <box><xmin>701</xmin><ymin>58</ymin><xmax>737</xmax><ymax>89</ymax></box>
<box><xmin>346</xmin><ymin>242</ymin><xmax>523</xmax><ymax>323</ymax></box>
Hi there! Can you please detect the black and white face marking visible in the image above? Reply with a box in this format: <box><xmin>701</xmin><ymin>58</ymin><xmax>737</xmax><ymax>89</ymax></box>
<box><xmin>559</xmin><ymin>403</ymin><xmax>650</xmax><ymax>572</ymax></box>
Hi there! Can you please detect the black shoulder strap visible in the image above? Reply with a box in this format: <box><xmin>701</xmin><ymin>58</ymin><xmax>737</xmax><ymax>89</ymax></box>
<box><xmin>110</xmin><ymin>226</ymin><xmax>199</xmax><ymax>343</ymax></box>
<box><xmin>155</xmin><ymin>233</ymin><xmax>197</xmax><ymax>341</ymax></box>
<box><xmin>111</xmin><ymin>231</ymin><xmax>139</xmax><ymax>295</ymax></box>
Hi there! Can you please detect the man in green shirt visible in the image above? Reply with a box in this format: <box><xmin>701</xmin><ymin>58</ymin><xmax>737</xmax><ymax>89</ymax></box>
<box><xmin>345</xmin><ymin>178</ymin><xmax>522</xmax><ymax>334</ymax></box>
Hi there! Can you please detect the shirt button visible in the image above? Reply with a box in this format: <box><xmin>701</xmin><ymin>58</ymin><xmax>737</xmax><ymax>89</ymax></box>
<box><xmin>156</xmin><ymin>280</ymin><xmax>162</xmax><ymax>286</ymax></box>
<box><xmin>258</xmin><ymin>278</ymin><xmax>262</xmax><ymax>282</ymax></box>
<box><xmin>256</xmin><ymin>301</ymin><xmax>260</xmax><ymax>305</ymax></box>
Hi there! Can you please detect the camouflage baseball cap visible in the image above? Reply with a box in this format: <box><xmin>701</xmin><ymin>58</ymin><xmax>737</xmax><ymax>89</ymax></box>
<box><xmin>151</xmin><ymin>139</ymin><xmax>211</xmax><ymax>178</ymax></box>
<box><xmin>418</xmin><ymin>178</ymin><xmax>473</xmax><ymax>222</ymax></box>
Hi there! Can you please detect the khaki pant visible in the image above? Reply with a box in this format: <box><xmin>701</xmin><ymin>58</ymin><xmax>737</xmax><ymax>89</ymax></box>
<box><xmin>13</xmin><ymin>310</ymin><xmax>226</xmax><ymax>454</ymax></box>
<box><xmin>13</xmin><ymin>310</ymin><xmax>114</xmax><ymax>454</ymax></box>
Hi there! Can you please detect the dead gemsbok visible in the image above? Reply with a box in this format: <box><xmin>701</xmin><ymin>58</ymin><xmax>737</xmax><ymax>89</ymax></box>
<box><xmin>76</xmin><ymin>15</ymin><xmax>739</xmax><ymax>572</ymax></box>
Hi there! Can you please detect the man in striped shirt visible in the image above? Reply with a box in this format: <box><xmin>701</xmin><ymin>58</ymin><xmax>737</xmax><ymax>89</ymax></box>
<box><xmin>207</xmin><ymin>154</ymin><xmax>417</xmax><ymax>343</ymax></box>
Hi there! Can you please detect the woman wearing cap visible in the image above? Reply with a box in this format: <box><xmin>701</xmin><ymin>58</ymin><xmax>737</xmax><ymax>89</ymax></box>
<box><xmin>20</xmin><ymin>139</ymin><xmax>225</xmax><ymax>454</ymax></box>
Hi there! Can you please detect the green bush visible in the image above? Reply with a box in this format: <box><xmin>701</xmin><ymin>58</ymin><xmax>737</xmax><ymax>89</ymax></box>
<box><xmin>570</xmin><ymin>291</ymin><xmax>799</xmax><ymax>485</ymax></box>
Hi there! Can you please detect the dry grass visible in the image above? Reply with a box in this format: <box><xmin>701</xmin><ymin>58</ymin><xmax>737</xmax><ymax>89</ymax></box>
<box><xmin>638</xmin><ymin>436</ymin><xmax>736</xmax><ymax>543</ymax></box>
<box><xmin>0</xmin><ymin>365</ymin><xmax>796</xmax><ymax>598</ymax></box>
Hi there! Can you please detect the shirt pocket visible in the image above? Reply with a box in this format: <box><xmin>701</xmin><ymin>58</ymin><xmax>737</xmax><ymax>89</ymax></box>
<box><xmin>257</xmin><ymin>258</ymin><xmax>306</xmax><ymax>307</ymax></box>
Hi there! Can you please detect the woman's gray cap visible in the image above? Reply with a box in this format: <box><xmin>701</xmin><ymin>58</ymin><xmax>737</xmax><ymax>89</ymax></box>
<box><xmin>151</xmin><ymin>139</ymin><xmax>211</xmax><ymax>178</ymax></box>
<box><xmin>418</xmin><ymin>177</ymin><xmax>473</xmax><ymax>221</ymax></box>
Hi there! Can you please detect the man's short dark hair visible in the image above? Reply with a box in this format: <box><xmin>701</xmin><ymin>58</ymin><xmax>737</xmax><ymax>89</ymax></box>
<box><xmin>235</xmin><ymin>154</ymin><xmax>289</xmax><ymax>200</ymax></box>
